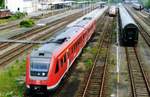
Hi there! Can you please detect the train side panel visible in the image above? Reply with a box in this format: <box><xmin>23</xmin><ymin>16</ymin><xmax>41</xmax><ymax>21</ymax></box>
<box><xmin>119</xmin><ymin>5</ymin><xmax>139</xmax><ymax>46</ymax></box>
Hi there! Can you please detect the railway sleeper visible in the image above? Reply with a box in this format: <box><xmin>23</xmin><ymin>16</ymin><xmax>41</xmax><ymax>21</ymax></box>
<box><xmin>90</xmin><ymin>79</ymin><xmax>102</xmax><ymax>83</ymax></box>
<box><xmin>91</xmin><ymin>75</ymin><xmax>102</xmax><ymax>78</ymax></box>
<box><xmin>137</xmin><ymin>94</ymin><xmax>149</xmax><ymax>97</ymax></box>
<box><xmin>136</xmin><ymin>90</ymin><xmax>149</xmax><ymax>93</ymax></box>
<box><xmin>135</xmin><ymin>84</ymin><xmax>148</xmax><ymax>87</ymax></box>
<box><xmin>88</xmin><ymin>87</ymin><xmax>100</xmax><ymax>91</ymax></box>
<box><xmin>133</xmin><ymin>76</ymin><xmax>143</xmax><ymax>79</ymax></box>
<box><xmin>134</xmin><ymin>80</ymin><xmax>146</xmax><ymax>84</ymax></box>
<box><xmin>87</xmin><ymin>90</ymin><xmax>100</xmax><ymax>95</ymax></box>
<box><xmin>91</xmin><ymin>82</ymin><xmax>100</xmax><ymax>87</ymax></box>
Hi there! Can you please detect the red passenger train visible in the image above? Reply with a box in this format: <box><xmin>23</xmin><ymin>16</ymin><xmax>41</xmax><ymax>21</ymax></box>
<box><xmin>26</xmin><ymin>7</ymin><xmax>108</xmax><ymax>93</ymax></box>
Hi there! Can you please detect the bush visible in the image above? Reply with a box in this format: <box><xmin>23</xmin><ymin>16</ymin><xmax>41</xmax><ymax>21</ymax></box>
<box><xmin>10</xmin><ymin>12</ymin><xmax>26</xmax><ymax>20</ymax></box>
<box><xmin>20</xmin><ymin>19</ymin><xmax>35</xmax><ymax>27</ymax></box>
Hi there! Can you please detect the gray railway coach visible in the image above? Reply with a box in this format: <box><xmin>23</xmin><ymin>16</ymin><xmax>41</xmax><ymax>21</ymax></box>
<box><xmin>118</xmin><ymin>5</ymin><xmax>139</xmax><ymax>46</ymax></box>
<box><xmin>132</xmin><ymin>3</ymin><xmax>144</xmax><ymax>11</ymax></box>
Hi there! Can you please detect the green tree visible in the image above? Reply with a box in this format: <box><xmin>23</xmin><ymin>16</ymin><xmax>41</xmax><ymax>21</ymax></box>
<box><xmin>147</xmin><ymin>0</ymin><xmax>150</xmax><ymax>8</ymax></box>
<box><xmin>0</xmin><ymin>0</ymin><xmax>5</xmax><ymax>8</ymax></box>
<box><xmin>141</xmin><ymin>0</ymin><xmax>150</xmax><ymax>8</ymax></box>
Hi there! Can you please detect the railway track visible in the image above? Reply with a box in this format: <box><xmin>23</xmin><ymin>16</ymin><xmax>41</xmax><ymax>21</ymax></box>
<box><xmin>138</xmin><ymin>24</ymin><xmax>150</xmax><ymax>47</ymax></box>
<box><xmin>0</xmin><ymin>21</ymin><xmax>67</xmax><ymax>66</ymax></box>
<box><xmin>125</xmin><ymin>6</ymin><xmax>150</xmax><ymax>97</ymax></box>
<box><xmin>0</xmin><ymin>8</ymin><xmax>95</xmax><ymax>67</ymax></box>
<box><xmin>126</xmin><ymin>5</ymin><xmax>150</xmax><ymax>27</ymax></box>
<box><xmin>76</xmin><ymin>16</ymin><xmax>114</xmax><ymax>97</ymax></box>
<box><xmin>0</xmin><ymin>12</ymin><xmax>81</xmax><ymax>50</ymax></box>
<box><xmin>31</xmin><ymin>8</ymin><xmax>70</xmax><ymax>19</ymax></box>
<box><xmin>0</xmin><ymin>7</ymin><xmax>94</xmax><ymax>50</ymax></box>
<box><xmin>0</xmin><ymin>8</ymin><xmax>76</xmax><ymax>31</ymax></box>
<box><xmin>134</xmin><ymin>11</ymin><xmax>150</xmax><ymax>27</ymax></box>
<box><xmin>0</xmin><ymin>22</ymin><xmax>19</xmax><ymax>31</ymax></box>
<box><xmin>125</xmin><ymin>47</ymin><xmax>150</xmax><ymax>97</ymax></box>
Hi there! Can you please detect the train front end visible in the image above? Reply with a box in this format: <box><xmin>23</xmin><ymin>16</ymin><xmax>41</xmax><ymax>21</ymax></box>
<box><xmin>26</xmin><ymin>51</ymin><xmax>57</xmax><ymax>93</ymax></box>
<box><xmin>123</xmin><ymin>24</ymin><xmax>139</xmax><ymax>46</ymax></box>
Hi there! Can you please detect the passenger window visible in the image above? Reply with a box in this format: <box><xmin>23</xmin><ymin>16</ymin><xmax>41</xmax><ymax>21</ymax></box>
<box><xmin>73</xmin><ymin>46</ymin><xmax>75</xmax><ymax>52</ymax></box>
<box><xmin>75</xmin><ymin>44</ymin><xmax>76</xmax><ymax>50</ymax></box>
<box><xmin>61</xmin><ymin>58</ymin><xmax>64</xmax><ymax>66</ymax></box>
<box><xmin>55</xmin><ymin>61</ymin><xmax>59</xmax><ymax>73</ymax></box>
<box><xmin>72</xmin><ymin>48</ymin><xmax>74</xmax><ymax>53</ymax></box>
<box><xmin>64</xmin><ymin>56</ymin><xmax>66</xmax><ymax>63</ymax></box>
<box><xmin>68</xmin><ymin>51</ymin><xmax>70</xmax><ymax>57</ymax></box>
<box><xmin>76</xmin><ymin>43</ymin><xmax>77</xmax><ymax>48</ymax></box>
<box><xmin>64</xmin><ymin>54</ymin><xmax>67</xmax><ymax>62</ymax></box>
<box><xmin>75</xmin><ymin>45</ymin><xmax>76</xmax><ymax>50</ymax></box>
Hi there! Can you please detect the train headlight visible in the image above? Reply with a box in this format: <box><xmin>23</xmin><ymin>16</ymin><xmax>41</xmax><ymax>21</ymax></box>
<box><xmin>26</xmin><ymin>85</ymin><xmax>30</xmax><ymax>88</ymax></box>
<box><xmin>37</xmin><ymin>73</ymin><xmax>40</xmax><ymax>76</ymax></box>
<box><xmin>42</xmin><ymin>72</ymin><xmax>46</xmax><ymax>76</ymax></box>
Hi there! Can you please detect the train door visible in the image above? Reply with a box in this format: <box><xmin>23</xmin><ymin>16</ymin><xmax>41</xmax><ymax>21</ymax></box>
<box><xmin>68</xmin><ymin>46</ymin><xmax>74</xmax><ymax>65</ymax></box>
<box><xmin>126</xmin><ymin>28</ymin><xmax>137</xmax><ymax>41</ymax></box>
<box><xmin>57</xmin><ymin>53</ymin><xmax>68</xmax><ymax>78</ymax></box>
<box><xmin>66</xmin><ymin>49</ymin><xmax>70</xmax><ymax>67</ymax></box>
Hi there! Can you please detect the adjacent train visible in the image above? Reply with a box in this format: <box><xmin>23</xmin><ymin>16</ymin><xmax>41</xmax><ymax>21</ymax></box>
<box><xmin>118</xmin><ymin>5</ymin><xmax>139</xmax><ymax>46</ymax></box>
<box><xmin>108</xmin><ymin>6</ymin><xmax>117</xmax><ymax>17</ymax></box>
<box><xmin>0</xmin><ymin>9</ymin><xmax>11</xmax><ymax>18</ymax></box>
<box><xmin>97</xmin><ymin>1</ymin><xmax>107</xmax><ymax>8</ymax></box>
<box><xmin>132</xmin><ymin>3</ymin><xmax>144</xmax><ymax>10</ymax></box>
<box><xmin>26</xmin><ymin>7</ymin><xmax>107</xmax><ymax>94</ymax></box>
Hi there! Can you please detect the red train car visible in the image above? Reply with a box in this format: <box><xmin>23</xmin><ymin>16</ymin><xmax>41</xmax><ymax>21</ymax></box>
<box><xmin>0</xmin><ymin>9</ymin><xmax>11</xmax><ymax>18</ymax></box>
<box><xmin>26</xmin><ymin>7</ymin><xmax>107</xmax><ymax>94</ymax></box>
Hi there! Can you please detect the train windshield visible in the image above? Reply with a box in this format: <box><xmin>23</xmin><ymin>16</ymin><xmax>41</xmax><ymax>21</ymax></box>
<box><xmin>31</xmin><ymin>62</ymin><xmax>49</xmax><ymax>71</ymax></box>
<box><xmin>30</xmin><ymin>58</ymin><xmax>50</xmax><ymax>77</ymax></box>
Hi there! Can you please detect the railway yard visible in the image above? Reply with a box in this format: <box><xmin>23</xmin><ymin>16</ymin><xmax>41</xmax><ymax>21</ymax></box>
<box><xmin>0</xmin><ymin>2</ymin><xmax>150</xmax><ymax>97</ymax></box>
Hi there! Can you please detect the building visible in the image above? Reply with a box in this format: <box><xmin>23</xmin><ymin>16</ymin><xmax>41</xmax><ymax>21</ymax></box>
<box><xmin>5</xmin><ymin>0</ymin><xmax>39</xmax><ymax>13</ymax></box>
<box><xmin>4</xmin><ymin>0</ymin><xmax>66</xmax><ymax>13</ymax></box>
<box><xmin>38</xmin><ymin>0</ymin><xmax>66</xmax><ymax>10</ymax></box>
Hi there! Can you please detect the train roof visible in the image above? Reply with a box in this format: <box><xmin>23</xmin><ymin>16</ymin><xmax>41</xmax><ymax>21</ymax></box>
<box><xmin>67</xmin><ymin>7</ymin><xmax>108</xmax><ymax>27</ymax></box>
<box><xmin>132</xmin><ymin>3</ymin><xmax>141</xmax><ymax>6</ymax></box>
<box><xmin>132</xmin><ymin>3</ymin><xmax>143</xmax><ymax>7</ymax></box>
<box><xmin>31</xmin><ymin>19</ymin><xmax>91</xmax><ymax>58</ymax></box>
<box><xmin>76</xmin><ymin>1</ymin><xmax>89</xmax><ymax>4</ymax></box>
<box><xmin>119</xmin><ymin>5</ymin><xmax>137</xmax><ymax>28</ymax></box>
<box><xmin>97</xmin><ymin>1</ymin><xmax>106</xmax><ymax>4</ymax></box>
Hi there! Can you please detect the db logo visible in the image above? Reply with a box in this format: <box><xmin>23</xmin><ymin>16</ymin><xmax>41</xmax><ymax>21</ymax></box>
<box><xmin>36</xmin><ymin>80</ymin><xmax>40</xmax><ymax>84</ymax></box>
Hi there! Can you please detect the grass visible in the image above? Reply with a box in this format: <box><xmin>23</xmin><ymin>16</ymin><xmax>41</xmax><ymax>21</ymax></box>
<box><xmin>0</xmin><ymin>59</ymin><xmax>26</xmax><ymax>97</ymax></box>
<box><xmin>84</xmin><ymin>58</ymin><xmax>93</xmax><ymax>70</ymax></box>
<box><xmin>82</xmin><ymin>46</ymin><xmax>99</xmax><ymax>70</ymax></box>
<box><xmin>0</xmin><ymin>19</ymin><xmax>8</xmax><ymax>24</ymax></box>
<box><xmin>83</xmin><ymin>47</ymin><xmax>98</xmax><ymax>55</ymax></box>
